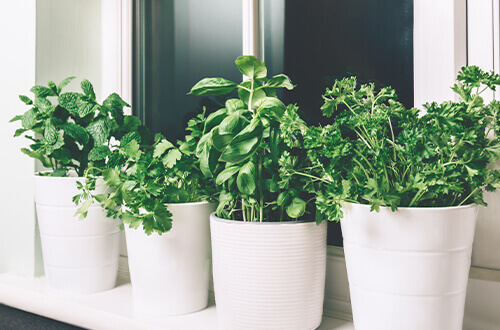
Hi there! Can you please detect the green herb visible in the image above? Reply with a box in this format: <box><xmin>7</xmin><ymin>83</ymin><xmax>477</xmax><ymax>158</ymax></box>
<box><xmin>76</xmin><ymin>110</ymin><xmax>217</xmax><ymax>235</ymax></box>
<box><xmin>189</xmin><ymin>55</ymin><xmax>314</xmax><ymax>222</ymax></box>
<box><xmin>11</xmin><ymin>78</ymin><xmax>141</xmax><ymax>177</ymax></box>
<box><xmin>290</xmin><ymin>66</ymin><xmax>500</xmax><ymax>222</ymax></box>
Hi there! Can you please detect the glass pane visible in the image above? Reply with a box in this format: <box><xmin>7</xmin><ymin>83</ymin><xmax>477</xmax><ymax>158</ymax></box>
<box><xmin>134</xmin><ymin>0</ymin><xmax>243</xmax><ymax>140</ymax></box>
<box><xmin>263</xmin><ymin>0</ymin><xmax>414</xmax><ymax>245</ymax></box>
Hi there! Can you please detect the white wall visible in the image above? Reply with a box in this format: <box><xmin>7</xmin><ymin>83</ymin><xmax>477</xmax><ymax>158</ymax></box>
<box><xmin>0</xmin><ymin>0</ymin><xmax>38</xmax><ymax>276</ymax></box>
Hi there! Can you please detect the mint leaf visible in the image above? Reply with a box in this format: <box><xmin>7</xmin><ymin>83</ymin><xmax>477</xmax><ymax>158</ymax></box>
<box><xmin>19</xmin><ymin>95</ymin><xmax>33</xmax><ymax>105</ymax></box>
<box><xmin>81</xmin><ymin>79</ymin><xmax>96</xmax><ymax>100</ymax></box>
<box><xmin>57</xmin><ymin>76</ymin><xmax>76</xmax><ymax>94</ymax></box>
<box><xmin>62</xmin><ymin>123</ymin><xmax>90</xmax><ymax>144</ymax></box>
<box><xmin>88</xmin><ymin>146</ymin><xmax>111</xmax><ymax>161</ymax></box>
<box><xmin>31</xmin><ymin>85</ymin><xmax>55</xmax><ymax>97</ymax></box>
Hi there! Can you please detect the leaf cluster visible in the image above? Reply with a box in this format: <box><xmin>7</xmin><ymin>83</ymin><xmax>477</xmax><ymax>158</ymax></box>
<box><xmin>189</xmin><ymin>55</ymin><xmax>314</xmax><ymax>222</ymax></box>
<box><xmin>11</xmin><ymin>77</ymin><xmax>144</xmax><ymax>176</ymax></box>
<box><xmin>297</xmin><ymin>66</ymin><xmax>500</xmax><ymax>221</ymax></box>
<box><xmin>76</xmin><ymin>111</ymin><xmax>217</xmax><ymax>235</ymax></box>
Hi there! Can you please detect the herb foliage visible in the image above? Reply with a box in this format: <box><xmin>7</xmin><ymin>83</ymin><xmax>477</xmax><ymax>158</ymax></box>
<box><xmin>11</xmin><ymin>78</ymin><xmax>143</xmax><ymax>176</ymax></box>
<box><xmin>189</xmin><ymin>56</ymin><xmax>314</xmax><ymax>222</ymax></box>
<box><xmin>288</xmin><ymin>66</ymin><xmax>500</xmax><ymax>222</ymax></box>
<box><xmin>76</xmin><ymin>110</ymin><xmax>217</xmax><ymax>235</ymax></box>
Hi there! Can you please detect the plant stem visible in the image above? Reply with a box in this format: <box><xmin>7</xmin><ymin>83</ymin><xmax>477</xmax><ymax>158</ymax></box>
<box><xmin>258</xmin><ymin>150</ymin><xmax>264</xmax><ymax>222</ymax></box>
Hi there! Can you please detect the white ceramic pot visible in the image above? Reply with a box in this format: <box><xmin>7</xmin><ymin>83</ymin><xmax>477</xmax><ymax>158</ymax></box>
<box><xmin>34</xmin><ymin>174</ymin><xmax>121</xmax><ymax>295</ymax></box>
<box><xmin>125</xmin><ymin>201</ymin><xmax>216</xmax><ymax>316</ymax></box>
<box><xmin>340</xmin><ymin>203</ymin><xmax>478</xmax><ymax>330</ymax></box>
<box><xmin>210</xmin><ymin>214</ymin><xmax>327</xmax><ymax>330</ymax></box>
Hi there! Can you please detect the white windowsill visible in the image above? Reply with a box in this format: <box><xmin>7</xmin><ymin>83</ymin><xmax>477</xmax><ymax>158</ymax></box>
<box><xmin>0</xmin><ymin>272</ymin><xmax>354</xmax><ymax>330</ymax></box>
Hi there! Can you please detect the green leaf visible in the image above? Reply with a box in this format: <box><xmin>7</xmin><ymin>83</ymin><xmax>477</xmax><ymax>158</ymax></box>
<box><xmin>235</xmin><ymin>55</ymin><xmax>267</xmax><ymax>79</ymax></box>
<box><xmin>21</xmin><ymin>148</ymin><xmax>51</xmax><ymax>167</ymax></box>
<box><xmin>216</xmin><ymin>165</ymin><xmax>241</xmax><ymax>185</ymax></box>
<box><xmin>255</xmin><ymin>97</ymin><xmax>286</xmax><ymax>118</ymax></box>
<box><xmin>77</xmin><ymin>99</ymin><xmax>99</xmax><ymax>118</ymax></box>
<box><xmin>154</xmin><ymin>139</ymin><xmax>174</xmax><ymax>158</ymax></box>
<box><xmin>277</xmin><ymin>191</ymin><xmax>291</xmax><ymax>207</ymax></box>
<box><xmin>86</xmin><ymin>117</ymin><xmax>111</xmax><ymax>145</ymax></box>
<box><xmin>88</xmin><ymin>145</ymin><xmax>111</xmax><ymax>161</ymax></box>
<box><xmin>121</xmin><ymin>115</ymin><xmax>142</xmax><ymax>132</ymax></box>
<box><xmin>264</xmin><ymin>74</ymin><xmax>294</xmax><ymax>90</ymax></box>
<box><xmin>57</xmin><ymin>76</ymin><xmax>76</xmax><ymax>94</ymax></box>
<box><xmin>10</xmin><ymin>115</ymin><xmax>23</xmax><ymax>123</ymax></box>
<box><xmin>47</xmin><ymin>81</ymin><xmax>58</xmax><ymax>95</ymax></box>
<box><xmin>203</xmin><ymin>108</ymin><xmax>227</xmax><ymax>134</ymax></box>
<box><xmin>50</xmin><ymin>168</ymin><xmax>68</xmax><ymax>177</ymax></box>
<box><xmin>30</xmin><ymin>85</ymin><xmax>55</xmax><ymax>97</ymax></box>
<box><xmin>238</xmin><ymin>81</ymin><xmax>267</xmax><ymax>108</ymax></box>
<box><xmin>75</xmin><ymin>198</ymin><xmax>93</xmax><ymax>220</ymax></box>
<box><xmin>21</xmin><ymin>109</ymin><xmax>36</xmax><ymax>129</ymax></box>
<box><xmin>188</xmin><ymin>77</ymin><xmax>237</xmax><ymax>96</ymax></box>
<box><xmin>286</xmin><ymin>197</ymin><xmax>306</xmax><ymax>218</ymax></box>
<box><xmin>219</xmin><ymin>118</ymin><xmax>263</xmax><ymax>164</ymax></box>
<box><xmin>211</xmin><ymin>127</ymin><xmax>235</xmax><ymax>152</ymax></box>
<box><xmin>44</xmin><ymin>122</ymin><xmax>58</xmax><ymax>144</ymax></box>
<box><xmin>62</xmin><ymin>123</ymin><xmax>90</xmax><ymax>144</ymax></box>
<box><xmin>19</xmin><ymin>95</ymin><xmax>33</xmax><ymax>105</ymax></box>
<box><xmin>225</xmin><ymin>99</ymin><xmax>245</xmax><ymax>112</ymax></box>
<box><xmin>14</xmin><ymin>128</ymin><xmax>27</xmax><ymax>137</ymax></box>
<box><xmin>237</xmin><ymin>162</ymin><xmax>257</xmax><ymax>195</ymax></box>
<box><xmin>81</xmin><ymin>79</ymin><xmax>96</xmax><ymax>100</ymax></box>
<box><xmin>103</xmin><ymin>168</ymin><xmax>121</xmax><ymax>187</ymax></box>
<box><xmin>103</xmin><ymin>93</ymin><xmax>129</xmax><ymax>125</ymax></box>
<box><xmin>123</xmin><ymin>140</ymin><xmax>141</xmax><ymax>159</ymax></box>
<box><xmin>34</xmin><ymin>96</ymin><xmax>52</xmax><ymax>112</ymax></box>
<box><xmin>121</xmin><ymin>131</ymin><xmax>141</xmax><ymax>147</ymax></box>
<box><xmin>163</xmin><ymin>149</ymin><xmax>182</xmax><ymax>168</ymax></box>
<box><xmin>58</xmin><ymin>92</ymin><xmax>81</xmax><ymax>114</ymax></box>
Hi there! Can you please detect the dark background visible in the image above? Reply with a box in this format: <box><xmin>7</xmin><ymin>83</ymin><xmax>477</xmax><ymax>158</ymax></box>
<box><xmin>133</xmin><ymin>0</ymin><xmax>414</xmax><ymax>246</ymax></box>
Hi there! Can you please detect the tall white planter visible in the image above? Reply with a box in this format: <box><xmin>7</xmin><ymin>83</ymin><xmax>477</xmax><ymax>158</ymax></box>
<box><xmin>125</xmin><ymin>201</ymin><xmax>216</xmax><ymax>316</ymax></box>
<box><xmin>340</xmin><ymin>203</ymin><xmax>478</xmax><ymax>330</ymax></box>
<box><xmin>34</xmin><ymin>174</ymin><xmax>121</xmax><ymax>295</ymax></box>
<box><xmin>210</xmin><ymin>214</ymin><xmax>327</xmax><ymax>330</ymax></box>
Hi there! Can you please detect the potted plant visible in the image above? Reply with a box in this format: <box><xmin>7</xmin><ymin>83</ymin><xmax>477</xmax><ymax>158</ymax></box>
<box><xmin>10</xmin><ymin>77</ymin><xmax>144</xmax><ymax>294</ymax></box>
<box><xmin>79</xmin><ymin>111</ymin><xmax>217</xmax><ymax>316</ymax></box>
<box><xmin>288</xmin><ymin>66</ymin><xmax>500</xmax><ymax>330</ymax></box>
<box><xmin>189</xmin><ymin>55</ymin><xmax>327</xmax><ymax>329</ymax></box>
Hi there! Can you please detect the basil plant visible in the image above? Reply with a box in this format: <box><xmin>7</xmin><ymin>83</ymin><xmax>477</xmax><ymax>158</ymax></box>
<box><xmin>189</xmin><ymin>55</ymin><xmax>315</xmax><ymax>222</ymax></box>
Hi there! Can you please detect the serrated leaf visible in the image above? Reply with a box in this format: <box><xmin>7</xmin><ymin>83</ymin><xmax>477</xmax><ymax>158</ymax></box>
<box><xmin>62</xmin><ymin>123</ymin><xmax>89</xmax><ymax>144</ymax></box>
<box><xmin>121</xmin><ymin>115</ymin><xmax>142</xmax><ymax>132</ymax></box>
<box><xmin>57</xmin><ymin>76</ymin><xmax>76</xmax><ymax>94</ymax></box>
<box><xmin>34</xmin><ymin>96</ymin><xmax>52</xmax><ymax>112</ymax></box>
<box><xmin>21</xmin><ymin>109</ymin><xmax>36</xmax><ymax>129</ymax></box>
<box><xmin>121</xmin><ymin>131</ymin><xmax>141</xmax><ymax>147</ymax></box>
<box><xmin>58</xmin><ymin>92</ymin><xmax>81</xmax><ymax>114</ymax></box>
<box><xmin>154</xmin><ymin>139</ymin><xmax>174</xmax><ymax>158</ymax></box>
<box><xmin>123</xmin><ymin>140</ymin><xmax>141</xmax><ymax>159</ymax></box>
<box><xmin>103</xmin><ymin>168</ymin><xmax>121</xmax><ymax>187</ymax></box>
<box><xmin>163</xmin><ymin>149</ymin><xmax>182</xmax><ymax>168</ymax></box>
<box><xmin>31</xmin><ymin>85</ymin><xmax>55</xmax><ymax>97</ymax></box>
<box><xmin>77</xmin><ymin>98</ymin><xmax>99</xmax><ymax>118</ymax></box>
<box><xmin>81</xmin><ymin>79</ymin><xmax>96</xmax><ymax>100</ymax></box>
<box><xmin>44</xmin><ymin>122</ymin><xmax>58</xmax><ymax>144</ymax></box>
<box><xmin>19</xmin><ymin>95</ymin><xmax>33</xmax><ymax>105</ymax></box>
<box><xmin>88</xmin><ymin>145</ymin><xmax>111</xmax><ymax>161</ymax></box>
<box><xmin>21</xmin><ymin>148</ymin><xmax>51</xmax><ymax>167</ymax></box>
<box><xmin>86</xmin><ymin>117</ymin><xmax>111</xmax><ymax>145</ymax></box>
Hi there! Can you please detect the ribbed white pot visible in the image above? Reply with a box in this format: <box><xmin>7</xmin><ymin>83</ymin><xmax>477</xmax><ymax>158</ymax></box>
<box><xmin>34</xmin><ymin>174</ymin><xmax>121</xmax><ymax>295</ymax></box>
<box><xmin>210</xmin><ymin>214</ymin><xmax>327</xmax><ymax>330</ymax></box>
<box><xmin>125</xmin><ymin>201</ymin><xmax>216</xmax><ymax>316</ymax></box>
<box><xmin>340</xmin><ymin>203</ymin><xmax>478</xmax><ymax>330</ymax></box>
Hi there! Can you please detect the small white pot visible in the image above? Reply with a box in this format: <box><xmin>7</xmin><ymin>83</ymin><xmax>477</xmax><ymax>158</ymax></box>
<box><xmin>340</xmin><ymin>203</ymin><xmax>478</xmax><ymax>330</ymax></box>
<box><xmin>210</xmin><ymin>214</ymin><xmax>327</xmax><ymax>330</ymax></box>
<box><xmin>34</xmin><ymin>174</ymin><xmax>121</xmax><ymax>295</ymax></box>
<box><xmin>125</xmin><ymin>201</ymin><xmax>216</xmax><ymax>316</ymax></box>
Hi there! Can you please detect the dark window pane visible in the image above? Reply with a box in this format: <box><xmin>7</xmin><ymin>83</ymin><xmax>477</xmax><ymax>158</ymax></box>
<box><xmin>134</xmin><ymin>0</ymin><xmax>243</xmax><ymax>141</ymax></box>
<box><xmin>264</xmin><ymin>0</ymin><xmax>414</xmax><ymax>245</ymax></box>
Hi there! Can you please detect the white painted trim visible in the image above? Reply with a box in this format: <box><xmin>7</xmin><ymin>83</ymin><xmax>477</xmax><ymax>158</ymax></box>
<box><xmin>121</xmin><ymin>0</ymin><xmax>133</xmax><ymax>115</ymax></box>
<box><xmin>242</xmin><ymin>0</ymin><xmax>262</xmax><ymax>60</ymax></box>
<box><xmin>413</xmin><ymin>0</ymin><xmax>467</xmax><ymax>107</ymax></box>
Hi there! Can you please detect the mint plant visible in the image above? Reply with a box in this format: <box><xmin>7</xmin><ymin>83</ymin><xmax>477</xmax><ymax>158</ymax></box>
<box><xmin>76</xmin><ymin>110</ymin><xmax>217</xmax><ymax>235</ymax></box>
<box><xmin>10</xmin><ymin>77</ymin><xmax>145</xmax><ymax>176</ymax></box>
<box><xmin>286</xmin><ymin>66</ymin><xmax>500</xmax><ymax>222</ymax></box>
<box><xmin>189</xmin><ymin>55</ymin><xmax>315</xmax><ymax>222</ymax></box>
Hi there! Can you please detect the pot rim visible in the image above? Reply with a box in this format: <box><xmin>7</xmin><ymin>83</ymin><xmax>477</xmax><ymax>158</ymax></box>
<box><xmin>165</xmin><ymin>200</ymin><xmax>217</xmax><ymax>207</ymax></box>
<box><xmin>34</xmin><ymin>170</ymin><xmax>91</xmax><ymax>179</ymax></box>
<box><xmin>210</xmin><ymin>212</ymin><xmax>316</xmax><ymax>225</ymax></box>
<box><xmin>341</xmin><ymin>201</ymin><xmax>478</xmax><ymax>211</ymax></box>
